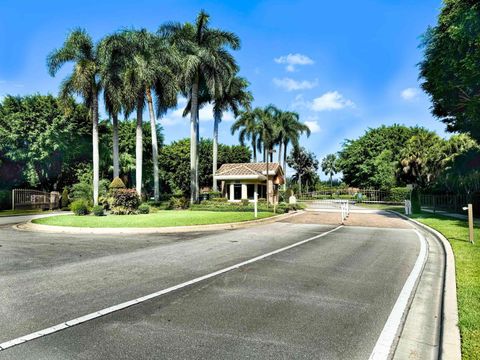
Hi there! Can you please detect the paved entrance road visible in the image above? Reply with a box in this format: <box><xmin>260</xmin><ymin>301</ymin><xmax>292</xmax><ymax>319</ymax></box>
<box><xmin>0</xmin><ymin>214</ymin><xmax>419</xmax><ymax>359</ymax></box>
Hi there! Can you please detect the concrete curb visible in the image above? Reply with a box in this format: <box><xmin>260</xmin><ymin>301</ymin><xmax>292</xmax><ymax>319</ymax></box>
<box><xmin>14</xmin><ymin>210</ymin><xmax>304</xmax><ymax>235</ymax></box>
<box><xmin>390</xmin><ymin>211</ymin><xmax>462</xmax><ymax>360</ymax></box>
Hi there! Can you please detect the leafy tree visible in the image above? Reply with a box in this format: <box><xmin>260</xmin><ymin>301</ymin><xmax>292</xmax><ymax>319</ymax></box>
<box><xmin>321</xmin><ymin>154</ymin><xmax>339</xmax><ymax>187</ymax></box>
<box><xmin>47</xmin><ymin>28</ymin><xmax>102</xmax><ymax>205</ymax></box>
<box><xmin>161</xmin><ymin>10</ymin><xmax>240</xmax><ymax>203</ymax></box>
<box><xmin>159</xmin><ymin>138</ymin><xmax>250</xmax><ymax>194</ymax></box>
<box><xmin>420</xmin><ymin>0</ymin><xmax>480</xmax><ymax>141</ymax></box>
<box><xmin>338</xmin><ymin>125</ymin><xmax>417</xmax><ymax>188</ymax></box>
<box><xmin>0</xmin><ymin>94</ymin><xmax>90</xmax><ymax>190</ymax></box>
<box><xmin>287</xmin><ymin>146</ymin><xmax>319</xmax><ymax>193</ymax></box>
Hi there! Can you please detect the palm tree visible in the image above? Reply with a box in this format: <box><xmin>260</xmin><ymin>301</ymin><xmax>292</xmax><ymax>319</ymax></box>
<box><xmin>186</xmin><ymin>76</ymin><xmax>252</xmax><ymax>191</ymax></box>
<box><xmin>321</xmin><ymin>154</ymin><xmax>338</xmax><ymax>187</ymax></box>
<box><xmin>160</xmin><ymin>10</ymin><xmax>240</xmax><ymax>203</ymax></box>
<box><xmin>47</xmin><ymin>29</ymin><xmax>102</xmax><ymax>205</ymax></box>
<box><xmin>231</xmin><ymin>110</ymin><xmax>262</xmax><ymax>162</ymax></box>
<box><xmin>277</xmin><ymin>111</ymin><xmax>311</xmax><ymax>186</ymax></box>
<box><xmin>121</xmin><ymin>29</ymin><xmax>179</xmax><ymax>200</ymax></box>
<box><xmin>98</xmin><ymin>33</ymin><xmax>126</xmax><ymax>180</ymax></box>
<box><xmin>258</xmin><ymin>105</ymin><xmax>280</xmax><ymax>162</ymax></box>
<box><xmin>211</xmin><ymin>76</ymin><xmax>252</xmax><ymax>190</ymax></box>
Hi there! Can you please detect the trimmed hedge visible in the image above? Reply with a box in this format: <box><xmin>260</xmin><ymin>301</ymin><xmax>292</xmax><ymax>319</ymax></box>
<box><xmin>109</xmin><ymin>177</ymin><xmax>126</xmax><ymax>191</ymax></box>
<box><xmin>92</xmin><ymin>205</ymin><xmax>105</xmax><ymax>216</ymax></box>
<box><xmin>388</xmin><ymin>187</ymin><xmax>411</xmax><ymax>203</ymax></box>
<box><xmin>138</xmin><ymin>203</ymin><xmax>150</xmax><ymax>214</ymax></box>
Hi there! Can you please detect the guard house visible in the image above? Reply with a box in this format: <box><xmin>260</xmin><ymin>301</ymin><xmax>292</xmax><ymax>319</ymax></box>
<box><xmin>214</xmin><ymin>163</ymin><xmax>285</xmax><ymax>204</ymax></box>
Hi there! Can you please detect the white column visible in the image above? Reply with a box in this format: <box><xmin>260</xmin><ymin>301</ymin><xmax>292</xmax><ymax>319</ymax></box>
<box><xmin>241</xmin><ymin>184</ymin><xmax>247</xmax><ymax>199</ymax></box>
<box><xmin>229</xmin><ymin>183</ymin><xmax>235</xmax><ymax>202</ymax></box>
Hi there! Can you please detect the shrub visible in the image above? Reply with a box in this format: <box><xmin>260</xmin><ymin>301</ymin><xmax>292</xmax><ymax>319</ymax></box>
<box><xmin>210</xmin><ymin>197</ymin><xmax>228</xmax><ymax>202</ymax></box>
<box><xmin>241</xmin><ymin>199</ymin><xmax>250</xmax><ymax>206</ymax></box>
<box><xmin>61</xmin><ymin>188</ymin><xmax>69</xmax><ymax>208</ymax></box>
<box><xmin>111</xmin><ymin>189</ymin><xmax>140</xmax><ymax>215</ymax></box>
<box><xmin>138</xmin><ymin>203</ymin><xmax>150</xmax><ymax>214</ymax></box>
<box><xmin>92</xmin><ymin>205</ymin><xmax>105</xmax><ymax>216</ymax></box>
<box><xmin>70</xmin><ymin>199</ymin><xmax>90</xmax><ymax>216</ymax></box>
<box><xmin>168</xmin><ymin>196</ymin><xmax>189</xmax><ymax>210</ymax></box>
<box><xmin>0</xmin><ymin>190</ymin><xmax>11</xmax><ymax>210</ymax></box>
<box><xmin>109</xmin><ymin>177</ymin><xmax>126</xmax><ymax>191</ymax></box>
<box><xmin>411</xmin><ymin>188</ymin><xmax>421</xmax><ymax>214</ymax></box>
<box><xmin>388</xmin><ymin>187</ymin><xmax>411</xmax><ymax>203</ymax></box>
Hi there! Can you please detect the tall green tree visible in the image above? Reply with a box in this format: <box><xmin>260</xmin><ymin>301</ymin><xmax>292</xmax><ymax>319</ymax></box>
<box><xmin>321</xmin><ymin>154</ymin><xmax>338</xmax><ymax>187</ymax></box>
<box><xmin>120</xmin><ymin>29</ymin><xmax>179</xmax><ymax>200</ymax></box>
<box><xmin>98</xmin><ymin>33</ymin><xmax>126</xmax><ymax>179</ymax></box>
<box><xmin>338</xmin><ymin>125</ymin><xmax>417</xmax><ymax>188</ymax></box>
<box><xmin>47</xmin><ymin>28</ymin><xmax>102</xmax><ymax>205</ymax></box>
<box><xmin>287</xmin><ymin>146</ymin><xmax>319</xmax><ymax>193</ymax></box>
<box><xmin>160</xmin><ymin>10</ymin><xmax>240</xmax><ymax>203</ymax></box>
<box><xmin>276</xmin><ymin>110</ymin><xmax>310</xmax><ymax>181</ymax></box>
<box><xmin>0</xmin><ymin>95</ymin><xmax>90</xmax><ymax>190</ymax></box>
<box><xmin>231</xmin><ymin>110</ymin><xmax>262</xmax><ymax>162</ymax></box>
<box><xmin>420</xmin><ymin>0</ymin><xmax>480</xmax><ymax>141</ymax></box>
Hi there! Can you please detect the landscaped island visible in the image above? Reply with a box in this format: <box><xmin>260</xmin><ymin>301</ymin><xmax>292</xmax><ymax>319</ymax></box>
<box><xmin>32</xmin><ymin>210</ymin><xmax>274</xmax><ymax>228</ymax></box>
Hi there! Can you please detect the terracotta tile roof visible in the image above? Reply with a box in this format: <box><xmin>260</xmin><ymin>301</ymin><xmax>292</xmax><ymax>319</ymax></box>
<box><xmin>216</xmin><ymin>163</ymin><xmax>282</xmax><ymax>176</ymax></box>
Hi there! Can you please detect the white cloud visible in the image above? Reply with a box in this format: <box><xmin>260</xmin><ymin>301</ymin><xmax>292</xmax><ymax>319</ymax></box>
<box><xmin>274</xmin><ymin>53</ymin><xmax>314</xmax><ymax>72</ymax></box>
<box><xmin>401</xmin><ymin>87</ymin><xmax>419</xmax><ymax>101</ymax></box>
<box><xmin>304</xmin><ymin>120</ymin><xmax>321</xmax><ymax>133</ymax></box>
<box><xmin>311</xmin><ymin>91</ymin><xmax>354</xmax><ymax>111</ymax></box>
<box><xmin>160</xmin><ymin>97</ymin><xmax>234</xmax><ymax>126</ymax></box>
<box><xmin>273</xmin><ymin>77</ymin><xmax>318</xmax><ymax>91</ymax></box>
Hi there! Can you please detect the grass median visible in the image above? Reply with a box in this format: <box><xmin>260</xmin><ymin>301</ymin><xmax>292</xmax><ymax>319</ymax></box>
<box><xmin>409</xmin><ymin>212</ymin><xmax>479</xmax><ymax>359</ymax></box>
<box><xmin>32</xmin><ymin>210</ymin><xmax>274</xmax><ymax>228</ymax></box>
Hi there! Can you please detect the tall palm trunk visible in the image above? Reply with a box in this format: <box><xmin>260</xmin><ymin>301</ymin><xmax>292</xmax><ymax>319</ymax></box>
<box><xmin>190</xmin><ymin>77</ymin><xmax>199</xmax><ymax>204</ymax></box>
<box><xmin>196</xmin><ymin>108</ymin><xmax>200</xmax><ymax>196</ymax></box>
<box><xmin>278</xmin><ymin>142</ymin><xmax>282</xmax><ymax>163</ymax></box>
<box><xmin>112</xmin><ymin>113</ymin><xmax>120</xmax><ymax>179</ymax></box>
<box><xmin>92</xmin><ymin>94</ymin><xmax>100</xmax><ymax>206</ymax></box>
<box><xmin>252</xmin><ymin>138</ymin><xmax>257</xmax><ymax>162</ymax></box>
<box><xmin>135</xmin><ymin>98</ymin><xmax>143</xmax><ymax>198</ymax></box>
<box><xmin>212</xmin><ymin>114</ymin><xmax>220</xmax><ymax>191</ymax></box>
<box><xmin>283</xmin><ymin>142</ymin><xmax>288</xmax><ymax>190</ymax></box>
<box><xmin>146</xmin><ymin>88</ymin><xmax>160</xmax><ymax>201</ymax></box>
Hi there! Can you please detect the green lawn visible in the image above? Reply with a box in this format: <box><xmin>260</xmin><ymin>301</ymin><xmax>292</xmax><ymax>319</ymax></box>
<box><xmin>0</xmin><ymin>209</ymin><xmax>54</xmax><ymax>217</ymax></box>
<box><xmin>32</xmin><ymin>210</ymin><xmax>274</xmax><ymax>228</ymax></box>
<box><xmin>408</xmin><ymin>212</ymin><xmax>480</xmax><ymax>359</ymax></box>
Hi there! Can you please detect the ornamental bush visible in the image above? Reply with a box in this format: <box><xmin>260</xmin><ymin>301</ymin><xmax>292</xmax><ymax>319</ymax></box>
<box><xmin>109</xmin><ymin>177</ymin><xmax>126</xmax><ymax>191</ymax></box>
<box><xmin>92</xmin><ymin>205</ymin><xmax>105</xmax><ymax>216</ymax></box>
<box><xmin>138</xmin><ymin>203</ymin><xmax>150</xmax><ymax>214</ymax></box>
<box><xmin>111</xmin><ymin>189</ymin><xmax>140</xmax><ymax>215</ymax></box>
<box><xmin>167</xmin><ymin>196</ymin><xmax>189</xmax><ymax>210</ymax></box>
<box><xmin>70</xmin><ymin>199</ymin><xmax>90</xmax><ymax>216</ymax></box>
<box><xmin>61</xmin><ymin>188</ymin><xmax>69</xmax><ymax>209</ymax></box>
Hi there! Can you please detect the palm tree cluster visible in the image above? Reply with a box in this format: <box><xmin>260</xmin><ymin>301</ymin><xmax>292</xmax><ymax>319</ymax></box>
<box><xmin>231</xmin><ymin>105</ymin><xmax>311</xmax><ymax>188</ymax></box>
<box><xmin>47</xmin><ymin>10</ymin><xmax>250</xmax><ymax>205</ymax></box>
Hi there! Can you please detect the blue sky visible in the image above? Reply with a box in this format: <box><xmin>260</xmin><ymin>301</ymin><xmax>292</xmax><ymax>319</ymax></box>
<box><xmin>0</xmin><ymin>0</ymin><xmax>444</xmax><ymax>178</ymax></box>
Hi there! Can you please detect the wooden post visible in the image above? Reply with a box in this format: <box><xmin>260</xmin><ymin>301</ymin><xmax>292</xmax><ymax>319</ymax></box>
<box><xmin>254</xmin><ymin>191</ymin><xmax>258</xmax><ymax>218</ymax></box>
<box><xmin>468</xmin><ymin>204</ymin><xmax>474</xmax><ymax>244</ymax></box>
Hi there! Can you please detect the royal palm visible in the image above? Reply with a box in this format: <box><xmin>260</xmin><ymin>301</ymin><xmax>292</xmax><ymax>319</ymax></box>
<box><xmin>47</xmin><ymin>29</ymin><xmax>102</xmax><ymax>205</ymax></box>
<box><xmin>161</xmin><ymin>10</ymin><xmax>240</xmax><ymax>203</ymax></box>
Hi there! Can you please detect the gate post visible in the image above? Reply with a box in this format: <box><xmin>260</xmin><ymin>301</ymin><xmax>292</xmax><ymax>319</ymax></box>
<box><xmin>11</xmin><ymin>189</ymin><xmax>15</xmax><ymax>210</ymax></box>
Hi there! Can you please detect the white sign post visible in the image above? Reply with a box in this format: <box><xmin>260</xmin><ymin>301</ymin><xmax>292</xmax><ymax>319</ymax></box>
<box><xmin>254</xmin><ymin>191</ymin><xmax>258</xmax><ymax>218</ymax></box>
<box><xmin>463</xmin><ymin>204</ymin><xmax>474</xmax><ymax>244</ymax></box>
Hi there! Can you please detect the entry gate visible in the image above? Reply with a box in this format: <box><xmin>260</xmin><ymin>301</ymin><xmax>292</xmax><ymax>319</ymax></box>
<box><xmin>11</xmin><ymin>189</ymin><xmax>60</xmax><ymax>210</ymax></box>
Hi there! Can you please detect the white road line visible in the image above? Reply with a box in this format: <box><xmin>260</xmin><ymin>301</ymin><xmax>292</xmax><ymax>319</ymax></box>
<box><xmin>368</xmin><ymin>229</ymin><xmax>428</xmax><ymax>360</ymax></box>
<box><xmin>0</xmin><ymin>225</ymin><xmax>343</xmax><ymax>351</ymax></box>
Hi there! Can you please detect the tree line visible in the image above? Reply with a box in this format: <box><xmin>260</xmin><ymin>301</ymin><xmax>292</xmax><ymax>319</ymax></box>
<box><xmin>44</xmin><ymin>10</ymin><xmax>311</xmax><ymax>205</ymax></box>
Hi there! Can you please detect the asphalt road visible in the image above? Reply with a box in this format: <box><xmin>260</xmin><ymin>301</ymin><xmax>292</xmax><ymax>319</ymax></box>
<box><xmin>0</xmin><ymin>214</ymin><xmax>420</xmax><ymax>359</ymax></box>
